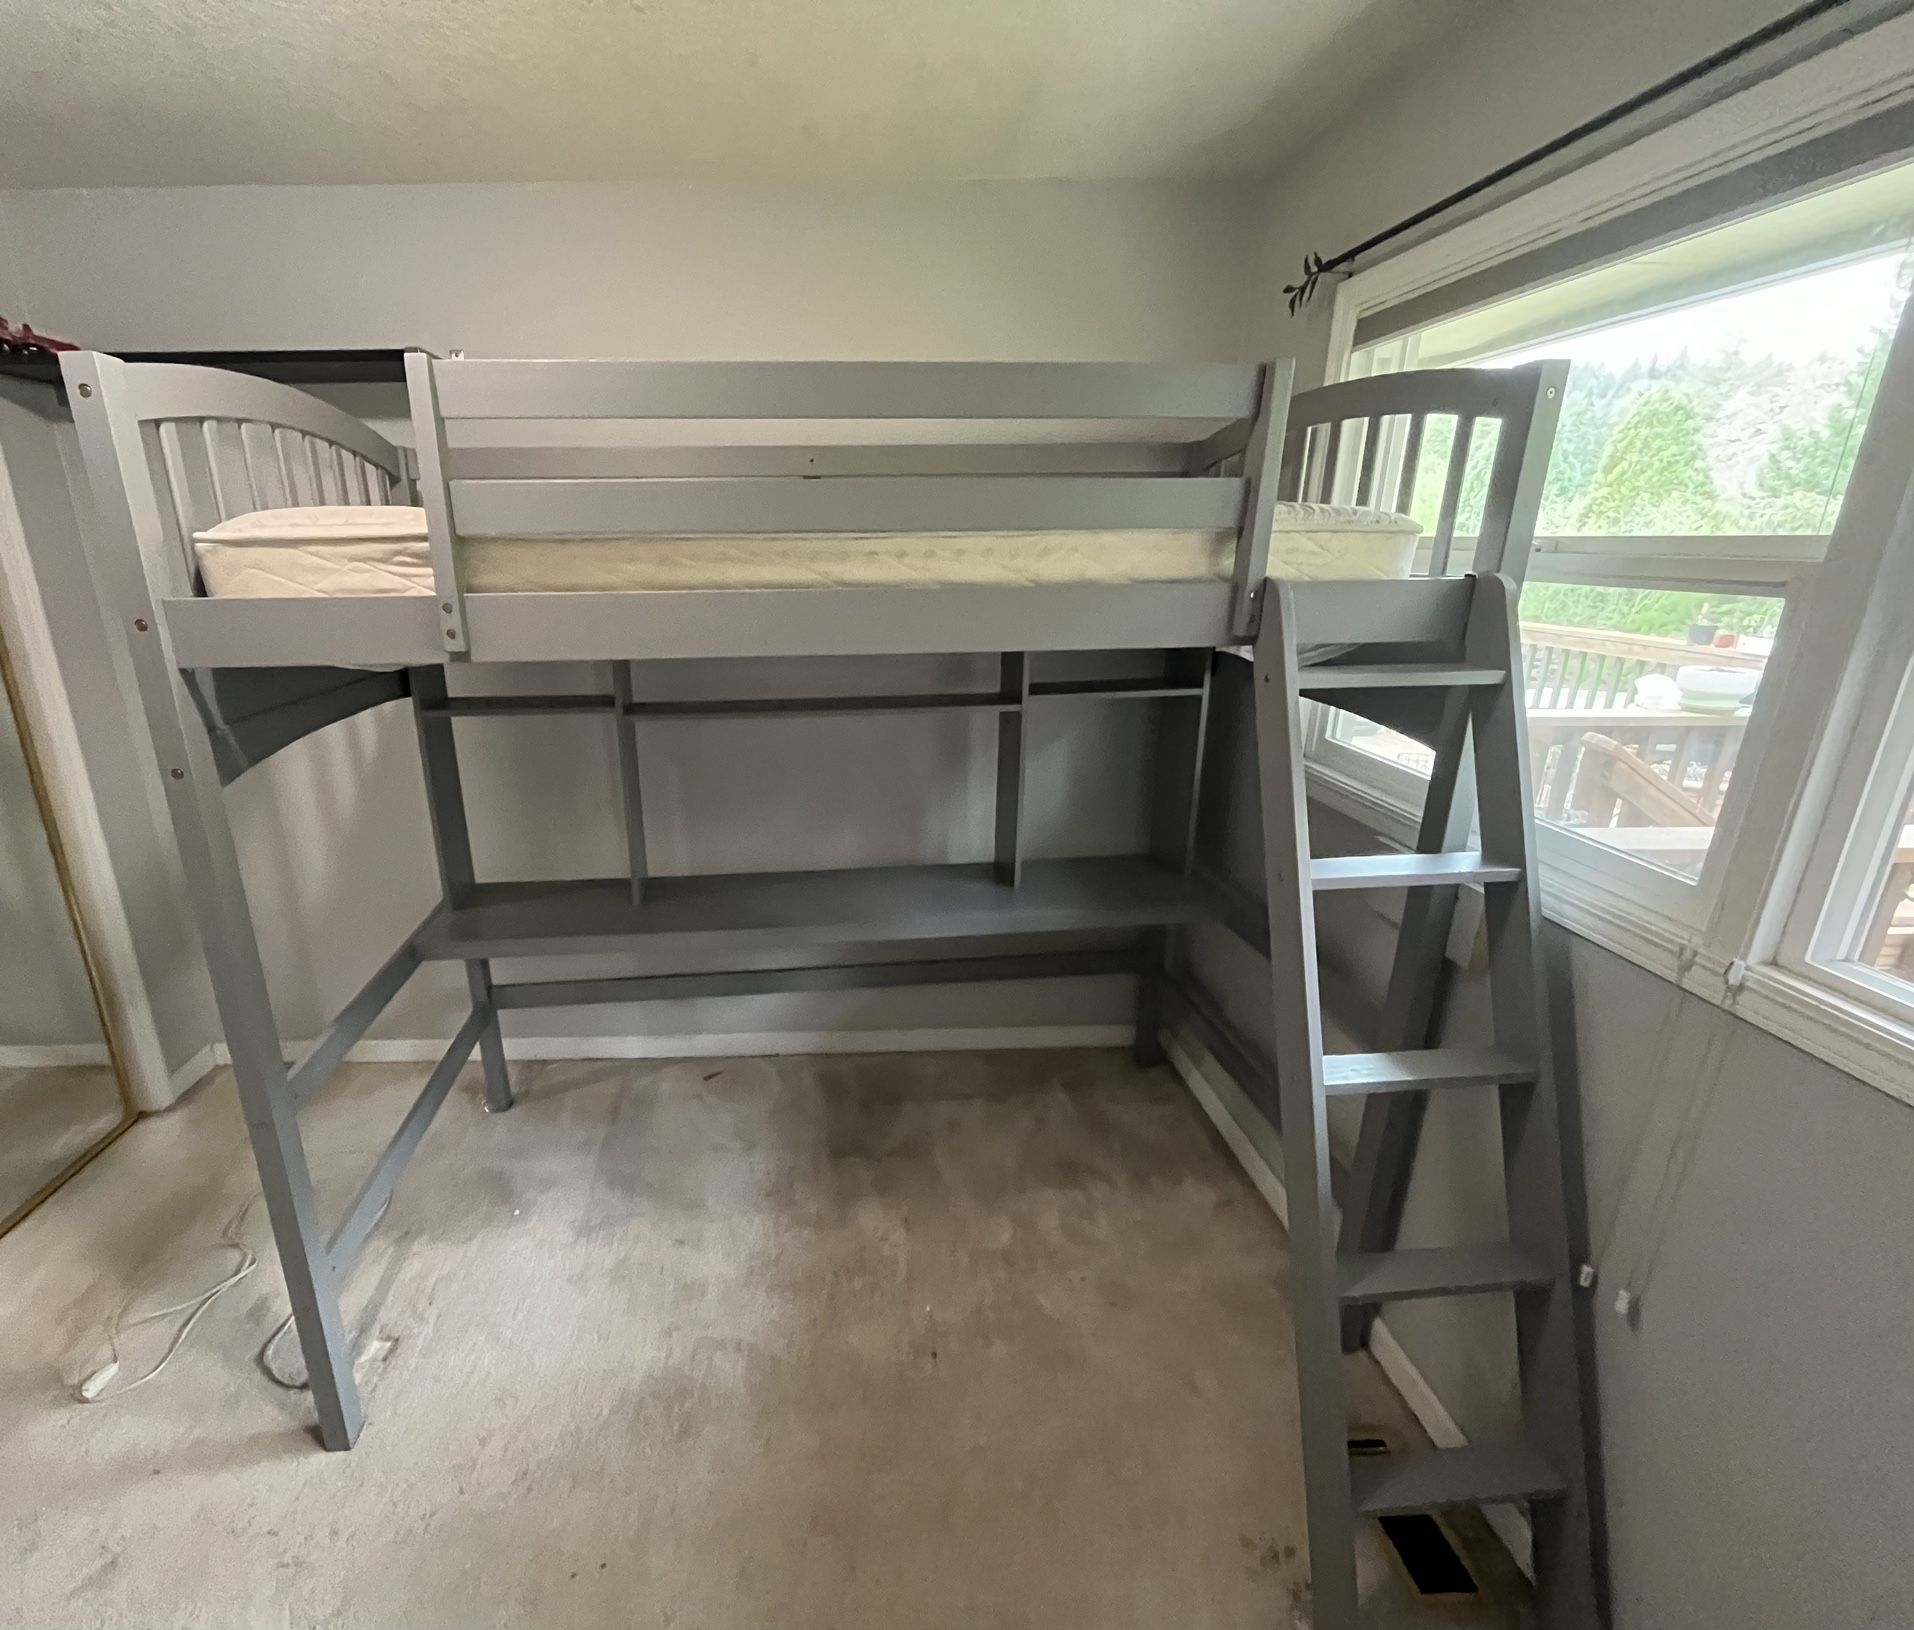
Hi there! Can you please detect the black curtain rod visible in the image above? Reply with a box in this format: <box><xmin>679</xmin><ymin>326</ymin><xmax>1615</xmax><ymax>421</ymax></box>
<box><xmin>1284</xmin><ymin>0</ymin><xmax>1867</xmax><ymax>314</ymax></box>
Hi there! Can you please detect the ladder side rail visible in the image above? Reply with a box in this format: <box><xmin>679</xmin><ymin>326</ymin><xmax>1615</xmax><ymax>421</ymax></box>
<box><xmin>1252</xmin><ymin>578</ymin><xmax>1361</xmax><ymax>1627</ymax></box>
<box><xmin>1467</xmin><ymin>573</ymin><xmax>1604</xmax><ymax>1628</ymax></box>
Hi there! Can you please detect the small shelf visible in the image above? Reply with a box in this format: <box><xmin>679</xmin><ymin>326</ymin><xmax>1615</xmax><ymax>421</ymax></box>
<box><xmin>1027</xmin><ymin>678</ymin><xmax>1205</xmax><ymax>702</ymax></box>
<box><xmin>420</xmin><ymin>679</ymin><xmax>1203</xmax><ymax>723</ymax></box>
<box><xmin>1298</xmin><ymin>662</ymin><xmax>1504</xmax><ymax>691</ymax></box>
<box><xmin>1321</xmin><ymin>1048</ymin><xmax>1532</xmax><ymax>1096</ymax></box>
<box><xmin>423</xmin><ymin>694</ymin><xmax>616</xmax><ymax>718</ymax></box>
<box><xmin>420</xmin><ymin>856</ymin><xmax>1224</xmax><ymax>960</ymax></box>
<box><xmin>626</xmin><ymin>691</ymin><xmax>1016</xmax><ymax>721</ymax></box>
<box><xmin>1349</xmin><ymin>1443</ymin><xmax>1567</xmax><ymax>1516</ymax></box>
<box><xmin>1335</xmin><ymin>1244</ymin><xmax>1554</xmax><ymax>1304</ymax></box>
<box><xmin>1309</xmin><ymin>851</ymin><xmax>1522</xmax><ymax>891</ymax></box>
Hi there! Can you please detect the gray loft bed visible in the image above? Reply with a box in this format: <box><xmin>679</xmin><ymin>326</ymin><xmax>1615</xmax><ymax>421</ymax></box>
<box><xmin>58</xmin><ymin>352</ymin><xmax>1593</xmax><ymax>1618</ymax></box>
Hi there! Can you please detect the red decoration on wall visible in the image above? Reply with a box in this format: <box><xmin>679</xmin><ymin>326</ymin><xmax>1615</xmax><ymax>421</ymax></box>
<box><xmin>0</xmin><ymin>318</ymin><xmax>78</xmax><ymax>357</ymax></box>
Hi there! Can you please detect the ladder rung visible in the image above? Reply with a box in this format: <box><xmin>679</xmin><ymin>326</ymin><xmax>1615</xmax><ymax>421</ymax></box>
<box><xmin>1349</xmin><ymin>1444</ymin><xmax>1567</xmax><ymax>1516</ymax></box>
<box><xmin>1309</xmin><ymin>852</ymin><xmax>1521</xmax><ymax>890</ymax></box>
<box><xmin>1322</xmin><ymin>1048</ymin><xmax>1532</xmax><ymax>1096</ymax></box>
<box><xmin>1336</xmin><ymin>1244</ymin><xmax>1555</xmax><ymax>1305</ymax></box>
<box><xmin>1297</xmin><ymin>663</ymin><xmax>1505</xmax><ymax>691</ymax></box>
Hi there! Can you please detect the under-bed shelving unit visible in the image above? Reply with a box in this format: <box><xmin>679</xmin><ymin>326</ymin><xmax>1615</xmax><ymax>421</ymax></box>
<box><xmin>59</xmin><ymin>349</ymin><xmax>1604</xmax><ymax>1628</ymax></box>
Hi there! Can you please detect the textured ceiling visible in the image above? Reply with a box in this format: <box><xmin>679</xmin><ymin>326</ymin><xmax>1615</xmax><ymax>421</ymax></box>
<box><xmin>1</xmin><ymin>0</ymin><xmax>1475</xmax><ymax>187</ymax></box>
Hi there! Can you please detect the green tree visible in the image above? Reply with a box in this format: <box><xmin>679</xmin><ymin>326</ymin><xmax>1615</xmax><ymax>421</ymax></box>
<box><xmin>1521</xmin><ymin>581</ymin><xmax>1780</xmax><ymax>639</ymax></box>
<box><xmin>1751</xmin><ymin>344</ymin><xmax>1884</xmax><ymax>532</ymax></box>
<box><xmin>1535</xmin><ymin>368</ymin><xmax>1641</xmax><ymax>533</ymax></box>
<box><xmin>1576</xmin><ymin>387</ymin><xmax>1721</xmax><ymax>535</ymax></box>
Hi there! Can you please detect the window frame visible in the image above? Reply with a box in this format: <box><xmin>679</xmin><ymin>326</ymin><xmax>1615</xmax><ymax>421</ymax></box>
<box><xmin>1309</xmin><ymin>527</ymin><xmax>1819</xmax><ymax>932</ymax></box>
<box><xmin>1762</xmin><ymin>405</ymin><xmax>1914</xmax><ymax>1033</ymax></box>
<box><xmin>1303</xmin><ymin>18</ymin><xmax>1914</xmax><ymax>1103</ymax></box>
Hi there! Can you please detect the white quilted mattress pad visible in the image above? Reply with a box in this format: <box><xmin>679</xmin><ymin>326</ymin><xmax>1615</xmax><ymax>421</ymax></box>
<box><xmin>192</xmin><ymin>503</ymin><xmax>1423</xmax><ymax>597</ymax></box>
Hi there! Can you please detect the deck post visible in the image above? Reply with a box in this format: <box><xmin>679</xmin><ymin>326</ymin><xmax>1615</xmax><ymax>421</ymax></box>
<box><xmin>408</xmin><ymin>667</ymin><xmax>513</xmax><ymax>1112</ymax></box>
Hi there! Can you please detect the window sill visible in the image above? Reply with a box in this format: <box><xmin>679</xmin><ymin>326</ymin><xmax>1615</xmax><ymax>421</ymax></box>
<box><xmin>1304</xmin><ymin>760</ymin><xmax>1914</xmax><ymax>1110</ymax></box>
<box><xmin>1731</xmin><ymin>964</ymin><xmax>1914</xmax><ymax>1110</ymax></box>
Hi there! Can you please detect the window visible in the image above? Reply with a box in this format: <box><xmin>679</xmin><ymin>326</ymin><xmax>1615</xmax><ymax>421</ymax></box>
<box><xmin>1305</xmin><ymin>27</ymin><xmax>1914</xmax><ymax>1101</ymax></box>
<box><xmin>1772</xmin><ymin>614</ymin><xmax>1914</xmax><ymax>1037</ymax></box>
<box><xmin>1849</xmin><ymin>775</ymin><xmax>1914</xmax><ymax>988</ymax></box>
<box><xmin>1319</xmin><ymin>158</ymin><xmax>1914</xmax><ymax>909</ymax></box>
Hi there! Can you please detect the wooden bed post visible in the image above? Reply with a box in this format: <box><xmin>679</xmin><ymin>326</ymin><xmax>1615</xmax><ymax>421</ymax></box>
<box><xmin>1229</xmin><ymin>358</ymin><xmax>1296</xmax><ymax>642</ymax></box>
<box><xmin>62</xmin><ymin>352</ymin><xmax>366</xmax><ymax>1448</ymax></box>
<box><xmin>408</xmin><ymin>667</ymin><xmax>513</xmax><ymax>1114</ymax></box>
<box><xmin>405</xmin><ymin>351</ymin><xmax>470</xmax><ymax>659</ymax></box>
<box><xmin>1135</xmin><ymin>647</ymin><xmax>1216</xmax><ymax>1066</ymax></box>
<box><xmin>993</xmin><ymin>652</ymin><xmax>1031</xmax><ymax>886</ymax></box>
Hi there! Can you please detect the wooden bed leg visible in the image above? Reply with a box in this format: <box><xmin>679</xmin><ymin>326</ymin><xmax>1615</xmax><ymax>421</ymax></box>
<box><xmin>465</xmin><ymin>961</ymin><xmax>513</xmax><ymax>1113</ymax></box>
<box><xmin>182</xmin><ymin>733</ymin><xmax>365</xmax><ymax>1447</ymax></box>
<box><xmin>1132</xmin><ymin>928</ymin><xmax>1169</xmax><ymax>1067</ymax></box>
<box><xmin>410</xmin><ymin>668</ymin><xmax>513</xmax><ymax>1112</ymax></box>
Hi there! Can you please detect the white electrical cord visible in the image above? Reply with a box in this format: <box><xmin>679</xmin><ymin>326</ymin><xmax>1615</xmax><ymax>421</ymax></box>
<box><xmin>258</xmin><ymin>1313</ymin><xmax>308</xmax><ymax>1390</ymax></box>
<box><xmin>1579</xmin><ymin>942</ymin><xmax>1734</xmax><ymax>1322</ymax></box>
<box><xmin>1612</xmin><ymin>1009</ymin><xmax>1732</xmax><ymax>1316</ymax></box>
<box><xmin>1580</xmin><ymin>951</ymin><xmax>1692</xmax><ymax>1292</ymax></box>
<box><xmin>75</xmin><ymin>1194</ymin><xmax>261</xmax><ymax>1403</ymax></box>
<box><xmin>75</xmin><ymin>1184</ymin><xmax>396</xmax><ymax>1404</ymax></box>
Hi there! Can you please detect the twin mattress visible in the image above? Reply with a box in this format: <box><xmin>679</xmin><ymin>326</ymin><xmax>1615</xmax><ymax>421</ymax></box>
<box><xmin>192</xmin><ymin>503</ymin><xmax>1423</xmax><ymax>597</ymax></box>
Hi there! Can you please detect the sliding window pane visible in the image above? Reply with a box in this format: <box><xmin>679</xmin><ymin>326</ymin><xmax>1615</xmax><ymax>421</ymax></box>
<box><xmin>1846</xmin><ymin>780</ymin><xmax>1914</xmax><ymax>986</ymax></box>
<box><xmin>1505</xmin><ymin>254</ymin><xmax>1906</xmax><ymax>540</ymax></box>
<box><xmin>1521</xmin><ymin>586</ymin><xmax>1781</xmax><ymax>880</ymax></box>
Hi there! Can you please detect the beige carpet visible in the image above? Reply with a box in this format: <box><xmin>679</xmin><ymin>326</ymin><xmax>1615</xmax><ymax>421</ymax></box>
<box><xmin>0</xmin><ymin>1049</ymin><xmax>1527</xmax><ymax>1628</ymax></box>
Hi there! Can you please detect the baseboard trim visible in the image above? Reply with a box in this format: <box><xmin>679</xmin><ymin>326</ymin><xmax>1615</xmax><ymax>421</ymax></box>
<box><xmin>159</xmin><ymin>1024</ymin><xmax>1133</xmax><ymax>1100</ymax></box>
<box><xmin>1164</xmin><ymin>1024</ymin><xmax>1535</xmax><ymax>1580</ymax></box>
<box><xmin>347</xmin><ymin>1024</ymin><xmax>1133</xmax><ymax>1064</ymax></box>
<box><xmin>168</xmin><ymin>1044</ymin><xmax>218</xmax><ymax>1099</ymax></box>
<box><xmin>0</xmin><ymin>1042</ymin><xmax>114</xmax><ymax>1068</ymax></box>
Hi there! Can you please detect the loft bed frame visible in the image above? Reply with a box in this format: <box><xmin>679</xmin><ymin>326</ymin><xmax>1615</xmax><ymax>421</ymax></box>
<box><xmin>59</xmin><ymin>351</ymin><xmax>1598</xmax><ymax>1627</ymax></box>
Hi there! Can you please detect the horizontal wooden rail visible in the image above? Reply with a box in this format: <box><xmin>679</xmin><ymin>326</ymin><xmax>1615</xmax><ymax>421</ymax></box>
<box><xmin>449</xmin><ymin>475</ymin><xmax>1247</xmax><ymax>537</ymax></box>
<box><xmin>431</xmin><ymin>358</ymin><xmax>1266</xmax><ymax>422</ymax></box>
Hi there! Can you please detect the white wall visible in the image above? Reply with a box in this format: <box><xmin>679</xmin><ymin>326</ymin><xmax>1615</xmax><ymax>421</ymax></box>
<box><xmin>1236</xmin><ymin>0</ymin><xmax>1813</xmax><ymax>383</ymax></box>
<box><xmin>1</xmin><ymin>180</ymin><xmax>1252</xmax><ymax>361</ymax></box>
<box><xmin>0</xmin><ymin>179</ymin><xmax>1257</xmax><ymax>1054</ymax></box>
<box><xmin>1196</xmin><ymin>3</ymin><xmax>1914</xmax><ymax>1625</ymax></box>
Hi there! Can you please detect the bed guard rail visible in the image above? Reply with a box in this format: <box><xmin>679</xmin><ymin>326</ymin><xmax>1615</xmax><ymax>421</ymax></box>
<box><xmin>406</xmin><ymin>355</ymin><xmax>1296</xmax><ymax>654</ymax></box>
<box><xmin>1279</xmin><ymin>362</ymin><xmax>1567</xmax><ymax>585</ymax></box>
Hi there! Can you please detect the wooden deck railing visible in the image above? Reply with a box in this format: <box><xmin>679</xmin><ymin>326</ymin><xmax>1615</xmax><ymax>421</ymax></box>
<box><xmin>1521</xmin><ymin>623</ymin><xmax>1767</xmax><ymax>840</ymax></box>
<box><xmin>1521</xmin><ymin>621</ymin><xmax>1765</xmax><ymax>711</ymax></box>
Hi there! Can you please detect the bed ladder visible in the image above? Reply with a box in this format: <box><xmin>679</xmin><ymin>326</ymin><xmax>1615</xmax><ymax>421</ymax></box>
<box><xmin>1253</xmin><ymin>570</ymin><xmax>1602</xmax><ymax>1629</ymax></box>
